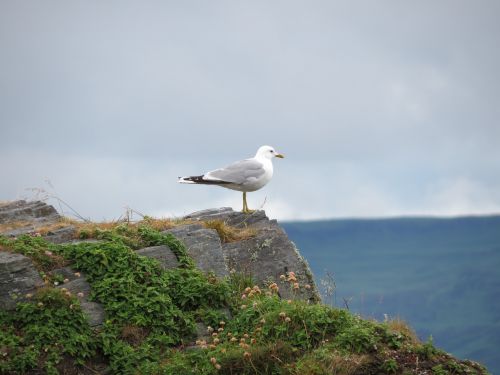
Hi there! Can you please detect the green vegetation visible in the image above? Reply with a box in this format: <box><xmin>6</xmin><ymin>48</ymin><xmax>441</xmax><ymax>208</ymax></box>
<box><xmin>0</xmin><ymin>222</ymin><xmax>490</xmax><ymax>374</ymax></box>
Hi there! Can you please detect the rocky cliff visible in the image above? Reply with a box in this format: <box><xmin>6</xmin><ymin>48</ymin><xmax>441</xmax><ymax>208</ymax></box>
<box><xmin>0</xmin><ymin>200</ymin><xmax>319</xmax><ymax>327</ymax></box>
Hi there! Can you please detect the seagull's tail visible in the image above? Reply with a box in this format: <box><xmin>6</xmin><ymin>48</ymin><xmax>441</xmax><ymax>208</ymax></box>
<box><xmin>178</xmin><ymin>175</ymin><xmax>231</xmax><ymax>185</ymax></box>
<box><xmin>178</xmin><ymin>176</ymin><xmax>199</xmax><ymax>184</ymax></box>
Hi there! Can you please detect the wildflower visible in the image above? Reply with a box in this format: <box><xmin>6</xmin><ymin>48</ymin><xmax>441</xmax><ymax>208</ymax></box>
<box><xmin>210</xmin><ymin>357</ymin><xmax>217</xmax><ymax>364</ymax></box>
<box><xmin>219</xmin><ymin>321</ymin><xmax>226</xmax><ymax>326</ymax></box>
<box><xmin>279</xmin><ymin>312</ymin><xmax>286</xmax><ymax>318</ymax></box>
<box><xmin>63</xmin><ymin>278</ymin><xmax>69</xmax><ymax>283</ymax></box>
<box><xmin>213</xmin><ymin>338</ymin><xmax>220</xmax><ymax>344</ymax></box>
<box><xmin>293</xmin><ymin>282</ymin><xmax>299</xmax><ymax>290</ymax></box>
<box><xmin>229</xmin><ymin>268</ymin><xmax>236</xmax><ymax>274</ymax></box>
<box><xmin>285</xmin><ymin>317</ymin><xmax>291</xmax><ymax>323</ymax></box>
<box><xmin>304</xmin><ymin>284</ymin><xmax>311</xmax><ymax>289</ymax></box>
<box><xmin>209</xmin><ymin>344</ymin><xmax>216</xmax><ymax>349</ymax></box>
<box><xmin>65</xmin><ymin>291</ymin><xmax>72</xmax><ymax>297</ymax></box>
<box><xmin>241</xmin><ymin>304</ymin><xmax>247</xmax><ymax>309</ymax></box>
<box><xmin>241</xmin><ymin>294</ymin><xmax>247</xmax><ymax>299</ymax></box>
<box><xmin>207</xmin><ymin>326</ymin><xmax>214</xmax><ymax>333</ymax></box>
<box><xmin>53</xmin><ymin>281</ymin><xmax>59</xmax><ymax>286</ymax></box>
<box><xmin>221</xmin><ymin>348</ymin><xmax>226</xmax><ymax>353</ymax></box>
<box><xmin>215</xmin><ymin>364</ymin><xmax>221</xmax><ymax>370</ymax></box>
<box><xmin>269</xmin><ymin>282</ymin><xmax>278</xmax><ymax>291</ymax></box>
<box><xmin>243</xmin><ymin>333</ymin><xmax>249</xmax><ymax>338</ymax></box>
<box><xmin>212</xmin><ymin>332</ymin><xmax>218</xmax><ymax>337</ymax></box>
<box><xmin>279</xmin><ymin>274</ymin><xmax>286</xmax><ymax>280</ymax></box>
<box><xmin>230</xmin><ymin>337</ymin><xmax>237</xmax><ymax>343</ymax></box>
<box><xmin>60</xmin><ymin>288</ymin><xmax>67</xmax><ymax>292</ymax></box>
<box><xmin>74</xmin><ymin>272</ymin><xmax>81</xmax><ymax>277</ymax></box>
<box><xmin>287</xmin><ymin>299</ymin><xmax>292</xmax><ymax>304</ymax></box>
<box><xmin>37</xmin><ymin>302</ymin><xmax>43</xmax><ymax>307</ymax></box>
<box><xmin>243</xmin><ymin>351</ymin><xmax>251</xmax><ymax>359</ymax></box>
<box><xmin>251</xmin><ymin>338</ymin><xmax>256</xmax><ymax>344</ymax></box>
<box><xmin>227</xmin><ymin>332</ymin><xmax>232</xmax><ymax>337</ymax></box>
<box><xmin>44</xmin><ymin>251</ymin><xmax>53</xmax><ymax>256</ymax></box>
<box><xmin>244</xmin><ymin>287</ymin><xmax>252</xmax><ymax>293</ymax></box>
<box><xmin>287</xmin><ymin>271</ymin><xmax>297</xmax><ymax>282</ymax></box>
<box><xmin>77</xmin><ymin>292</ymin><xmax>84</xmax><ymax>298</ymax></box>
<box><xmin>240</xmin><ymin>338</ymin><xmax>246</xmax><ymax>343</ymax></box>
<box><xmin>260</xmin><ymin>318</ymin><xmax>266</xmax><ymax>324</ymax></box>
<box><xmin>25</xmin><ymin>293</ymin><xmax>33</xmax><ymax>299</ymax></box>
<box><xmin>265</xmin><ymin>291</ymin><xmax>272</xmax><ymax>296</ymax></box>
<box><xmin>218</xmin><ymin>327</ymin><xmax>224</xmax><ymax>332</ymax></box>
<box><xmin>255</xmin><ymin>327</ymin><xmax>262</xmax><ymax>332</ymax></box>
<box><xmin>252</xmin><ymin>302</ymin><xmax>258</xmax><ymax>308</ymax></box>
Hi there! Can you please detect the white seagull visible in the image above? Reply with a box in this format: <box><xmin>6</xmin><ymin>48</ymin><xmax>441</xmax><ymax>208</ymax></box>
<box><xmin>178</xmin><ymin>145</ymin><xmax>284</xmax><ymax>213</ymax></box>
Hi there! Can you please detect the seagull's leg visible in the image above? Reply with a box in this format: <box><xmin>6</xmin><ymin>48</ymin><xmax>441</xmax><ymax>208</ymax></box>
<box><xmin>242</xmin><ymin>192</ymin><xmax>255</xmax><ymax>214</ymax></box>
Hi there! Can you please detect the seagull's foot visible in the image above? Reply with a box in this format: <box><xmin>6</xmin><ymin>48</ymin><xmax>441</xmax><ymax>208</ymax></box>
<box><xmin>242</xmin><ymin>208</ymin><xmax>256</xmax><ymax>214</ymax></box>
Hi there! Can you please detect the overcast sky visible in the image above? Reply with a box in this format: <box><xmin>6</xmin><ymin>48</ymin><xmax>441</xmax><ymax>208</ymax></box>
<box><xmin>1</xmin><ymin>1</ymin><xmax>499</xmax><ymax>221</ymax></box>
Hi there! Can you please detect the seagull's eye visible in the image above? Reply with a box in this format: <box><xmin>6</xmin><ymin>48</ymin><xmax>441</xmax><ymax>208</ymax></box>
<box><xmin>270</xmin><ymin>150</ymin><xmax>274</xmax><ymax>153</ymax></box>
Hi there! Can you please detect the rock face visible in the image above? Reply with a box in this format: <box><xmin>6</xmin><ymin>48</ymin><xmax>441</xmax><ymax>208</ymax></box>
<box><xmin>0</xmin><ymin>201</ymin><xmax>320</xmax><ymax>327</ymax></box>
<box><xmin>136</xmin><ymin>245</ymin><xmax>179</xmax><ymax>270</ymax></box>
<box><xmin>0</xmin><ymin>252</ymin><xmax>44</xmax><ymax>310</ymax></box>
<box><xmin>51</xmin><ymin>267</ymin><xmax>106</xmax><ymax>327</ymax></box>
<box><xmin>0</xmin><ymin>200</ymin><xmax>60</xmax><ymax>224</ymax></box>
<box><xmin>0</xmin><ymin>200</ymin><xmax>76</xmax><ymax>242</ymax></box>
<box><xmin>163</xmin><ymin>224</ymin><xmax>229</xmax><ymax>278</ymax></box>
<box><xmin>185</xmin><ymin>207</ymin><xmax>320</xmax><ymax>302</ymax></box>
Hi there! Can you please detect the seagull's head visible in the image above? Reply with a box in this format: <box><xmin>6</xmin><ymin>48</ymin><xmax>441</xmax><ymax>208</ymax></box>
<box><xmin>256</xmin><ymin>145</ymin><xmax>285</xmax><ymax>160</ymax></box>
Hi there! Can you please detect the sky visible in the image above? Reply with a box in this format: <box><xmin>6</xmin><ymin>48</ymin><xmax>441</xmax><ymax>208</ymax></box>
<box><xmin>1</xmin><ymin>1</ymin><xmax>500</xmax><ymax>221</ymax></box>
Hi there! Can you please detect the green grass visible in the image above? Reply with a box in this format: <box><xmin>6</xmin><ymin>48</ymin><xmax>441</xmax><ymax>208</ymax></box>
<box><xmin>0</xmin><ymin>222</ymin><xmax>490</xmax><ymax>374</ymax></box>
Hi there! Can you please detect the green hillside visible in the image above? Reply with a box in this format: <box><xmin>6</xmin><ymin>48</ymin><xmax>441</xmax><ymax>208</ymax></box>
<box><xmin>282</xmin><ymin>216</ymin><xmax>500</xmax><ymax>374</ymax></box>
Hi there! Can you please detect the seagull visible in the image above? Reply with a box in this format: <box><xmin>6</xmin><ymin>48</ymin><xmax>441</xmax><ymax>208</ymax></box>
<box><xmin>178</xmin><ymin>145</ymin><xmax>284</xmax><ymax>213</ymax></box>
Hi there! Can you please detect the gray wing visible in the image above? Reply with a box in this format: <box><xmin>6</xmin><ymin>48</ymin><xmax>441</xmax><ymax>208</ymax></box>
<box><xmin>205</xmin><ymin>159</ymin><xmax>265</xmax><ymax>184</ymax></box>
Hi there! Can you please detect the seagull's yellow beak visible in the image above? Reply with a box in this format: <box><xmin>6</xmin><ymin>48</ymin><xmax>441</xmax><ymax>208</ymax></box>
<box><xmin>275</xmin><ymin>153</ymin><xmax>285</xmax><ymax>158</ymax></box>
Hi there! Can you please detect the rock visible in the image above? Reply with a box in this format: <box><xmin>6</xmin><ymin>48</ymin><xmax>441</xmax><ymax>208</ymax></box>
<box><xmin>0</xmin><ymin>200</ymin><xmax>74</xmax><ymax>241</ymax></box>
<box><xmin>0</xmin><ymin>251</ymin><xmax>44</xmax><ymax>310</ymax></box>
<box><xmin>136</xmin><ymin>245</ymin><xmax>179</xmax><ymax>270</ymax></box>
<box><xmin>184</xmin><ymin>208</ymin><xmax>320</xmax><ymax>302</ymax></box>
<box><xmin>80</xmin><ymin>301</ymin><xmax>106</xmax><ymax>328</ymax></box>
<box><xmin>50</xmin><ymin>267</ymin><xmax>80</xmax><ymax>282</ymax></box>
<box><xmin>44</xmin><ymin>225</ymin><xmax>77</xmax><ymax>244</ymax></box>
<box><xmin>57</xmin><ymin>277</ymin><xmax>92</xmax><ymax>299</ymax></box>
<box><xmin>186</xmin><ymin>207</ymin><xmax>270</xmax><ymax>229</ymax></box>
<box><xmin>56</xmin><ymin>272</ymin><xmax>105</xmax><ymax>327</ymax></box>
<box><xmin>163</xmin><ymin>225</ymin><xmax>229</xmax><ymax>278</ymax></box>
<box><xmin>0</xmin><ymin>200</ymin><xmax>60</xmax><ymax>224</ymax></box>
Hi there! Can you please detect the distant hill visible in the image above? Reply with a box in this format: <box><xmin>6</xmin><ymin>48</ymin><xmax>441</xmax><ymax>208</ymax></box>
<box><xmin>283</xmin><ymin>215</ymin><xmax>500</xmax><ymax>374</ymax></box>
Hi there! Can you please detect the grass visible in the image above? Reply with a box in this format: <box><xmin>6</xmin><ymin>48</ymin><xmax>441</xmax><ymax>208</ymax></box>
<box><xmin>0</xmin><ymin>221</ymin><xmax>490</xmax><ymax>375</ymax></box>
<box><xmin>202</xmin><ymin>219</ymin><xmax>257</xmax><ymax>243</ymax></box>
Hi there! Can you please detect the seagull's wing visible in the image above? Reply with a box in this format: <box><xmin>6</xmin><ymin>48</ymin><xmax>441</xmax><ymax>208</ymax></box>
<box><xmin>205</xmin><ymin>158</ymin><xmax>265</xmax><ymax>184</ymax></box>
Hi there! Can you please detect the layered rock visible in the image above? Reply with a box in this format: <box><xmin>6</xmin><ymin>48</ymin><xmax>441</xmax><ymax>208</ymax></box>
<box><xmin>0</xmin><ymin>252</ymin><xmax>44</xmax><ymax>310</ymax></box>
<box><xmin>184</xmin><ymin>207</ymin><xmax>320</xmax><ymax>302</ymax></box>
<box><xmin>163</xmin><ymin>224</ymin><xmax>229</xmax><ymax>278</ymax></box>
